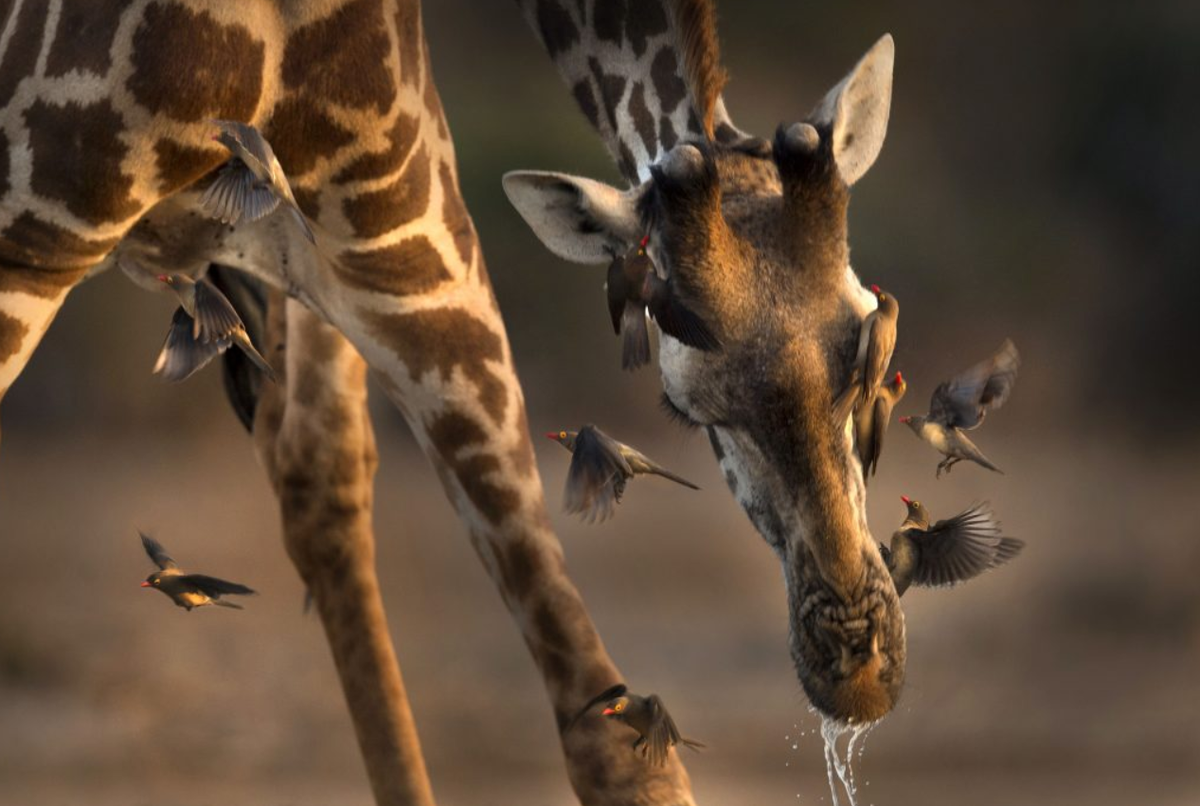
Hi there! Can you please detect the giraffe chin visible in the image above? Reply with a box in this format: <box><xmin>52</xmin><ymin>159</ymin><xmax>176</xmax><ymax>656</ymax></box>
<box><xmin>786</xmin><ymin>544</ymin><xmax>907</xmax><ymax>725</ymax></box>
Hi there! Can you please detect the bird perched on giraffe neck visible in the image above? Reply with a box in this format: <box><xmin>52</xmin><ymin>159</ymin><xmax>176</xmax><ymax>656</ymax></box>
<box><xmin>155</xmin><ymin>273</ymin><xmax>277</xmax><ymax>383</ymax></box>
<box><xmin>547</xmin><ymin>425</ymin><xmax>699</xmax><ymax>523</ymax></box>
<box><xmin>900</xmin><ymin>339</ymin><xmax>1020</xmax><ymax>477</ymax></box>
<box><xmin>605</xmin><ymin>235</ymin><xmax>720</xmax><ymax>370</ymax></box>
<box><xmin>139</xmin><ymin>532</ymin><xmax>256</xmax><ymax>611</ymax></box>
<box><xmin>200</xmin><ymin>119</ymin><xmax>316</xmax><ymax>244</ymax></box>
<box><xmin>852</xmin><ymin>370</ymin><xmax>907</xmax><ymax>482</ymax></box>
<box><xmin>834</xmin><ymin>284</ymin><xmax>900</xmax><ymax>424</ymax></box>
<box><xmin>567</xmin><ymin>683</ymin><xmax>704</xmax><ymax>767</ymax></box>
<box><xmin>881</xmin><ymin>496</ymin><xmax>1024</xmax><ymax>596</ymax></box>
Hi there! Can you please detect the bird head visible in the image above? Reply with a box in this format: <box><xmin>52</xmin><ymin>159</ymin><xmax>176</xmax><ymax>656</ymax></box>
<box><xmin>545</xmin><ymin>430</ymin><xmax>577</xmax><ymax>451</ymax></box>
<box><xmin>900</xmin><ymin>495</ymin><xmax>930</xmax><ymax>529</ymax></box>
<box><xmin>141</xmin><ymin>573</ymin><xmax>162</xmax><ymax>589</ymax></box>
<box><xmin>601</xmin><ymin>695</ymin><xmax>631</xmax><ymax>721</ymax></box>
<box><xmin>898</xmin><ymin>414</ymin><xmax>922</xmax><ymax>432</ymax></box>
<box><xmin>892</xmin><ymin>371</ymin><xmax>905</xmax><ymax>392</ymax></box>
<box><xmin>157</xmin><ymin>274</ymin><xmax>174</xmax><ymax>285</ymax></box>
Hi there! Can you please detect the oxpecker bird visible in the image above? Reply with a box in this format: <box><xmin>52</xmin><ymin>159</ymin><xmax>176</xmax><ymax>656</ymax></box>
<box><xmin>155</xmin><ymin>273</ymin><xmax>278</xmax><ymax>383</ymax></box>
<box><xmin>606</xmin><ymin>236</ymin><xmax>719</xmax><ymax>370</ymax></box>
<box><xmin>880</xmin><ymin>496</ymin><xmax>1024</xmax><ymax>596</ymax></box>
<box><xmin>547</xmin><ymin>425</ymin><xmax>699</xmax><ymax>522</ymax></box>
<box><xmin>834</xmin><ymin>284</ymin><xmax>900</xmax><ymax>423</ymax></box>
<box><xmin>568</xmin><ymin>683</ymin><xmax>704</xmax><ymax>767</ymax></box>
<box><xmin>900</xmin><ymin>339</ymin><xmax>1020</xmax><ymax>477</ymax></box>
<box><xmin>853</xmin><ymin>370</ymin><xmax>907</xmax><ymax>481</ymax></box>
<box><xmin>201</xmin><ymin>119</ymin><xmax>317</xmax><ymax>243</ymax></box>
<box><xmin>139</xmin><ymin>532</ymin><xmax>256</xmax><ymax>611</ymax></box>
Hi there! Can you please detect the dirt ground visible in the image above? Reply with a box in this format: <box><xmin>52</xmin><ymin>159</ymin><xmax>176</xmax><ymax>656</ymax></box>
<box><xmin>1</xmin><ymin>409</ymin><xmax>1196</xmax><ymax>805</ymax></box>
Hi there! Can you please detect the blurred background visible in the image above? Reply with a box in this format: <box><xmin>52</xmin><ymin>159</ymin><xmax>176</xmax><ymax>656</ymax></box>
<box><xmin>2</xmin><ymin>1</ymin><xmax>1198</xmax><ymax>804</ymax></box>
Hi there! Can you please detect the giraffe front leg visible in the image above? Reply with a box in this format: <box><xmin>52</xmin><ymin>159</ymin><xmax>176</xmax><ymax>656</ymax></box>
<box><xmin>254</xmin><ymin>296</ymin><xmax>436</xmax><ymax>806</ymax></box>
<box><xmin>329</xmin><ymin>279</ymin><xmax>697</xmax><ymax>805</ymax></box>
<box><xmin>0</xmin><ymin>264</ymin><xmax>88</xmax><ymax>451</ymax></box>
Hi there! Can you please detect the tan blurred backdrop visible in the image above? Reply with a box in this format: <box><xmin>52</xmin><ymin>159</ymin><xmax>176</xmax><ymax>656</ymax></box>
<box><xmin>1</xmin><ymin>2</ymin><xmax>1198</xmax><ymax>805</ymax></box>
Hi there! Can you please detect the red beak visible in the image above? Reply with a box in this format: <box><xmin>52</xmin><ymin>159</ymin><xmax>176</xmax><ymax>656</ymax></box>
<box><xmin>900</xmin><ymin>495</ymin><xmax>911</xmax><ymax>505</ymax></box>
<box><xmin>870</xmin><ymin>284</ymin><xmax>881</xmax><ymax>294</ymax></box>
<box><xmin>898</xmin><ymin>416</ymin><xmax>910</xmax><ymax>423</ymax></box>
<box><xmin>140</xmin><ymin>581</ymin><xmax>151</xmax><ymax>587</ymax></box>
<box><xmin>545</xmin><ymin>432</ymin><xmax>559</xmax><ymax>440</ymax></box>
<box><xmin>156</xmin><ymin>274</ymin><xmax>168</xmax><ymax>283</ymax></box>
<box><xmin>601</xmin><ymin>707</ymin><xmax>616</xmax><ymax>716</ymax></box>
<box><xmin>895</xmin><ymin>371</ymin><xmax>903</xmax><ymax>383</ymax></box>
<box><xmin>639</xmin><ymin>234</ymin><xmax>650</xmax><ymax>248</ymax></box>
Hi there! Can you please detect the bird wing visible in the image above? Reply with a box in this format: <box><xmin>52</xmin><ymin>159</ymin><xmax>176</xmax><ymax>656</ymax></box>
<box><xmin>606</xmin><ymin>255</ymin><xmax>630</xmax><ymax>334</ymax></box>
<box><xmin>644</xmin><ymin>695</ymin><xmax>680</xmax><ymax>767</ymax></box>
<box><xmin>565</xmin><ymin>683</ymin><xmax>628</xmax><ymax>732</ymax></box>
<box><xmin>910</xmin><ymin>503</ymin><xmax>1025</xmax><ymax>587</ymax></box>
<box><xmin>645</xmin><ymin>272</ymin><xmax>720</xmax><ymax>352</ymax></box>
<box><xmin>153</xmin><ymin>307</ymin><xmax>227</xmax><ymax>382</ymax></box>
<box><xmin>192</xmin><ymin>278</ymin><xmax>247</xmax><ymax>343</ymax></box>
<box><xmin>177</xmin><ymin>574</ymin><xmax>256</xmax><ymax>598</ymax></box>
<box><xmin>198</xmin><ymin>160</ymin><xmax>281</xmax><ymax>225</ymax></box>
<box><xmin>929</xmin><ymin>340</ymin><xmax>1020</xmax><ymax>430</ymax></box>
<box><xmin>859</xmin><ymin>314</ymin><xmax>895</xmax><ymax>404</ymax></box>
<box><xmin>213</xmin><ymin>120</ymin><xmax>275</xmax><ymax>178</ymax></box>
<box><xmin>563</xmin><ymin>426</ymin><xmax>632</xmax><ymax>523</ymax></box>
<box><xmin>140</xmin><ymin>532</ymin><xmax>178</xmax><ymax>570</ymax></box>
<box><xmin>866</xmin><ymin>394</ymin><xmax>888</xmax><ymax>476</ymax></box>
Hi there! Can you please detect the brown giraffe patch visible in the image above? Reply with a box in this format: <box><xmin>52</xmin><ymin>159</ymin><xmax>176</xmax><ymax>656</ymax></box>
<box><xmin>395</xmin><ymin>0</ymin><xmax>422</xmax><ymax>86</ymax></box>
<box><xmin>593</xmin><ymin>0</ymin><xmax>624</xmax><ymax>44</ymax></box>
<box><xmin>571</xmin><ymin>80</ymin><xmax>600</xmax><ymax>129</ymax></box>
<box><xmin>536</xmin><ymin>0</ymin><xmax>579</xmax><ymax>58</ymax></box>
<box><xmin>45</xmin><ymin>0</ymin><xmax>132</xmax><ymax>78</ymax></box>
<box><xmin>128</xmin><ymin>2</ymin><xmax>264</xmax><ymax>123</ymax></box>
<box><xmin>292</xmin><ymin>186</ymin><xmax>320</xmax><ymax>218</ymax></box>
<box><xmin>0</xmin><ymin>0</ymin><xmax>41</xmax><ymax>108</ymax></box>
<box><xmin>0</xmin><ymin>311</ymin><xmax>29</xmax><ymax>364</ymax></box>
<box><xmin>153</xmin><ymin>138</ymin><xmax>222</xmax><ymax>195</ymax></box>
<box><xmin>0</xmin><ymin>213</ymin><xmax>116</xmax><ymax>279</ymax></box>
<box><xmin>439</xmin><ymin>161</ymin><xmax>474</xmax><ymax>265</ymax></box>
<box><xmin>342</xmin><ymin>144</ymin><xmax>431</xmax><ymax>239</ymax></box>
<box><xmin>659</xmin><ymin>114</ymin><xmax>678</xmax><ymax>150</ymax></box>
<box><xmin>365</xmin><ymin>307</ymin><xmax>508</xmax><ymax>424</ymax></box>
<box><xmin>265</xmin><ymin>98</ymin><xmax>355</xmax><ymax>177</ymax></box>
<box><xmin>628</xmin><ymin>81</ymin><xmax>657</xmax><ymax>159</ymax></box>
<box><xmin>593</xmin><ymin>0</ymin><xmax>666</xmax><ymax>58</ymax></box>
<box><xmin>283</xmin><ymin>0</ymin><xmax>394</xmax><ymax>115</ymax></box>
<box><xmin>588</xmin><ymin>57</ymin><xmax>626</xmax><ymax>133</ymax></box>
<box><xmin>25</xmin><ymin>99</ymin><xmax>140</xmax><ymax>225</ymax></box>
<box><xmin>617</xmin><ymin>140</ymin><xmax>637</xmax><ymax>183</ymax></box>
<box><xmin>426</xmin><ymin>410</ymin><xmax>519</xmax><ymax>526</ymax></box>
<box><xmin>334</xmin><ymin>235</ymin><xmax>451</xmax><ymax>296</ymax></box>
<box><xmin>651</xmin><ymin>47</ymin><xmax>687</xmax><ymax>113</ymax></box>
<box><xmin>334</xmin><ymin>112</ymin><xmax>419</xmax><ymax>183</ymax></box>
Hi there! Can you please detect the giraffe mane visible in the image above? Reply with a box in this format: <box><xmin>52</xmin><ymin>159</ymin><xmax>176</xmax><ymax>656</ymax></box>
<box><xmin>670</xmin><ymin>0</ymin><xmax>728</xmax><ymax>141</ymax></box>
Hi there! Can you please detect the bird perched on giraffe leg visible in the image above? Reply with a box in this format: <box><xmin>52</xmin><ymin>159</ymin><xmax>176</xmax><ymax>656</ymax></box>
<box><xmin>900</xmin><ymin>339</ymin><xmax>1020</xmax><ymax>477</ymax></box>
<box><xmin>851</xmin><ymin>370</ymin><xmax>907</xmax><ymax>483</ymax></box>
<box><xmin>547</xmin><ymin>425</ymin><xmax>699</xmax><ymax>523</ymax></box>
<box><xmin>833</xmin><ymin>284</ymin><xmax>900</xmax><ymax>424</ymax></box>
<box><xmin>606</xmin><ymin>235</ymin><xmax>719</xmax><ymax>370</ymax></box>
<box><xmin>154</xmin><ymin>273</ymin><xmax>278</xmax><ymax>383</ymax></box>
<box><xmin>568</xmin><ymin>683</ymin><xmax>705</xmax><ymax>767</ymax></box>
<box><xmin>880</xmin><ymin>496</ymin><xmax>1024</xmax><ymax>596</ymax></box>
<box><xmin>139</xmin><ymin>532</ymin><xmax>256</xmax><ymax>611</ymax></box>
<box><xmin>200</xmin><ymin>119</ymin><xmax>316</xmax><ymax>244</ymax></box>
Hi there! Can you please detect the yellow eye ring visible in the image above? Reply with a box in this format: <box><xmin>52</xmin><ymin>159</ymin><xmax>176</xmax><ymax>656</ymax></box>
<box><xmin>559</xmin><ymin>431</ymin><xmax>566</xmax><ymax>439</ymax></box>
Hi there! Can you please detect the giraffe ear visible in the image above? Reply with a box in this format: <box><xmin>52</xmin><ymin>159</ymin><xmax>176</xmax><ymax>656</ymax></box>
<box><xmin>808</xmin><ymin>34</ymin><xmax>894</xmax><ymax>187</ymax></box>
<box><xmin>502</xmin><ymin>171</ymin><xmax>643</xmax><ymax>263</ymax></box>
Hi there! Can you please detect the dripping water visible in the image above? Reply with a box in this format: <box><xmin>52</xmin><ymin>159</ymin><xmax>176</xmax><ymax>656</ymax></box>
<box><xmin>819</xmin><ymin>714</ymin><xmax>877</xmax><ymax>806</ymax></box>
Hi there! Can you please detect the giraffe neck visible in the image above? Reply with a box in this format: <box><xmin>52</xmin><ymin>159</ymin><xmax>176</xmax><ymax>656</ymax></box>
<box><xmin>518</xmin><ymin>0</ymin><xmax>755</xmax><ymax>185</ymax></box>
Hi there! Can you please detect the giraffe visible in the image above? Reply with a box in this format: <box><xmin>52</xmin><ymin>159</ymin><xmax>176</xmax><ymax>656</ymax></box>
<box><xmin>507</xmin><ymin>0</ymin><xmax>907</xmax><ymax>724</ymax></box>
<box><xmin>0</xmin><ymin>1</ymin><xmax>697</xmax><ymax>805</ymax></box>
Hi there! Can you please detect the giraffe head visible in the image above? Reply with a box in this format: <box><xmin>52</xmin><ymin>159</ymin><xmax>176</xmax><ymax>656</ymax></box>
<box><xmin>505</xmin><ymin>35</ymin><xmax>905</xmax><ymax>724</ymax></box>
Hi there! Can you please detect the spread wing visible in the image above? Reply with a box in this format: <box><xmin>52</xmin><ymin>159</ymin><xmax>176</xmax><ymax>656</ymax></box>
<box><xmin>644</xmin><ymin>695</ymin><xmax>681</xmax><ymax>767</ymax></box>
<box><xmin>177</xmin><ymin>574</ymin><xmax>256</xmax><ymax>598</ymax></box>
<box><xmin>645</xmin><ymin>272</ymin><xmax>720</xmax><ymax>352</ymax></box>
<box><xmin>199</xmin><ymin>160</ymin><xmax>280</xmax><ymax>225</ymax></box>
<box><xmin>910</xmin><ymin>503</ymin><xmax>1025</xmax><ymax>588</ymax></box>
<box><xmin>192</xmin><ymin>278</ymin><xmax>247</xmax><ymax>343</ymax></box>
<box><xmin>563</xmin><ymin>425</ymin><xmax>632</xmax><ymax>523</ymax></box>
<box><xmin>929</xmin><ymin>340</ymin><xmax>1020</xmax><ymax>430</ymax></box>
<box><xmin>153</xmin><ymin>307</ymin><xmax>226</xmax><ymax>382</ymax></box>
<box><xmin>139</xmin><ymin>532</ymin><xmax>177</xmax><ymax>570</ymax></box>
